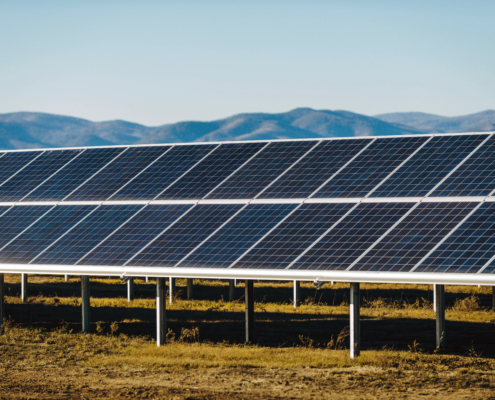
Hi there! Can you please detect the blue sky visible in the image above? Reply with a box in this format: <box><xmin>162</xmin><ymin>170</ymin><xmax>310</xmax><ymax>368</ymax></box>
<box><xmin>1</xmin><ymin>1</ymin><xmax>494</xmax><ymax>125</ymax></box>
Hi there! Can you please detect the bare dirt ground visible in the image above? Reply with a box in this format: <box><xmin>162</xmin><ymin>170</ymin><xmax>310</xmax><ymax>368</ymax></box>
<box><xmin>1</xmin><ymin>275</ymin><xmax>495</xmax><ymax>399</ymax></box>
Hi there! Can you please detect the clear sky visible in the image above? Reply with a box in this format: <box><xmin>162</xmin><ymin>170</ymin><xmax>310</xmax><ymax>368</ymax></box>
<box><xmin>1</xmin><ymin>1</ymin><xmax>494</xmax><ymax>125</ymax></box>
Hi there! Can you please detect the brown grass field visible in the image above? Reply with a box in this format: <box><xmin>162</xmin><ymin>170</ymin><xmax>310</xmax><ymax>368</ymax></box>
<box><xmin>1</xmin><ymin>274</ymin><xmax>495</xmax><ymax>399</ymax></box>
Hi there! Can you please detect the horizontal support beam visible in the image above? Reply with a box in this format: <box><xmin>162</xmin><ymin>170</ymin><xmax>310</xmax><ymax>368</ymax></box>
<box><xmin>1</xmin><ymin>264</ymin><xmax>495</xmax><ymax>286</ymax></box>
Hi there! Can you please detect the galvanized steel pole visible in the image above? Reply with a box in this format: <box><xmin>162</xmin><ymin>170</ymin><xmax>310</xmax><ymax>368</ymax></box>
<box><xmin>157</xmin><ymin>277</ymin><xmax>166</xmax><ymax>347</ymax></box>
<box><xmin>350</xmin><ymin>282</ymin><xmax>361</xmax><ymax>358</ymax></box>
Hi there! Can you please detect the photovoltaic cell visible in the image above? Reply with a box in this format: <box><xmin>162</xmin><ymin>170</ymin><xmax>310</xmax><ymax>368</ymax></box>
<box><xmin>0</xmin><ymin>150</ymin><xmax>82</xmax><ymax>202</ymax></box>
<box><xmin>351</xmin><ymin>202</ymin><xmax>478</xmax><ymax>273</ymax></box>
<box><xmin>111</xmin><ymin>144</ymin><xmax>218</xmax><ymax>200</ymax></box>
<box><xmin>32</xmin><ymin>205</ymin><xmax>143</xmax><ymax>265</ymax></box>
<box><xmin>431</xmin><ymin>135</ymin><xmax>495</xmax><ymax>197</ymax></box>
<box><xmin>66</xmin><ymin>146</ymin><xmax>172</xmax><ymax>201</ymax></box>
<box><xmin>257</xmin><ymin>139</ymin><xmax>372</xmax><ymax>199</ymax></box>
<box><xmin>312</xmin><ymin>136</ymin><xmax>428</xmax><ymax>198</ymax></box>
<box><xmin>290</xmin><ymin>202</ymin><xmax>414</xmax><ymax>271</ymax></box>
<box><xmin>128</xmin><ymin>204</ymin><xmax>243</xmax><ymax>267</ymax></box>
<box><xmin>206</xmin><ymin>141</ymin><xmax>318</xmax><ymax>200</ymax></box>
<box><xmin>24</xmin><ymin>148</ymin><xmax>125</xmax><ymax>201</ymax></box>
<box><xmin>156</xmin><ymin>143</ymin><xmax>267</xmax><ymax>200</ymax></box>
<box><xmin>0</xmin><ymin>205</ymin><xmax>96</xmax><ymax>264</ymax></box>
<box><xmin>78</xmin><ymin>204</ymin><xmax>193</xmax><ymax>266</ymax></box>
<box><xmin>178</xmin><ymin>203</ymin><xmax>298</xmax><ymax>269</ymax></box>
<box><xmin>0</xmin><ymin>151</ymin><xmax>43</xmax><ymax>186</ymax></box>
<box><xmin>414</xmin><ymin>202</ymin><xmax>495</xmax><ymax>274</ymax></box>
<box><xmin>370</xmin><ymin>135</ymin><xmax>488</xmax><ymax>198</ymax></box>
<box><xmin>232</xmin><ymin>203</ymin><xmax>354</xmax><ymax>269</ymax></box>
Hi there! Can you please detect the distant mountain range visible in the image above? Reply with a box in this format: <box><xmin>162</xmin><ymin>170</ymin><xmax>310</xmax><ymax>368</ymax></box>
<box><xmin>0</xmin><ymin>108</ymin><xmax>493</xmax><ymax>150</ymax></box>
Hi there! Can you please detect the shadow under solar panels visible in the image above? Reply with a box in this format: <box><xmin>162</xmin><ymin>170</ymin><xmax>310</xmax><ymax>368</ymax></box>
<box><xmin>127</xmin><ymin>203</ymin><xmax>243</xmax><ymax>267</ymax></box>
<box><xmin>0</xmin><ymin>151</ymin><xmax>44</xmax><ymax>187</ymax></box>
<box><xmin>156</xmin><ymin>143</ymin><xmax>267</xmax><ymax>200</ymax></box>
<box><xmin>23</xmin><ymin>148</ymin><xmax>126</xmax><ymax>201</ymax></box>
<box><xmin>256</xmin><ymin>139</ymin><xmax>372</xmax><ymax>199</ymax></box>
<box><xmin>78</xmin><ymin>204</ymin><xmax>193</xmax><ymax>266</ymax></box>
<box><xmin>351</xmin><ymin>202</ymin><xmax>478</xmax><ymax>273</ymax></box>
<box><xmin>290</xmin><ymin>202</ymin><xmax>414</xmax><ymax>271</ymax></box>
<box><xmin>110</xmin><ymin>144</ymin><xmax>218</xmax><ymax>200</ymax></box>
<box><xmin>66</xmin><ymin>146</ymin><xmax>173</xmax><ymax>201</ymax></box>
<box><xmin>231</xmin><ymin>203</ymin><xmax>354</xmax><ymax>270</ymax></box>
<box><xmin>0</xmin><ymin>205</ymin><xmax>97</xmax><ymax>264</ymax></box>
<box><xmin>176</xmin><ymin>203</ymin><xmax>298</xmax><ymax>269</ymax></box>
<box><xmin>312</xmin><ymin>136</ymin><xmax>428</xmax><ymax>198</ymax></box>
<box><xmin>205</xmin><ymin>141</ymin><xmax>318</xmax><ymax>200</ymax></box>
<box><xmin>32</xmin><ymin>205</ymin><xmax>143</xmax><ymax>265</ymax></box>
<box><xmin>370</xmin><ymin>134</ymin><xmax>488</xmax><ymax>198</ymax></box>
<box><xmin>414</xmin><ymin>202</ymin><xmax>495</xmax><ymax>274</ymax></box>
<box><xmin>431</xmin><ymin>134</ymin><xmax>495</xmax><ymax>197</ymax></box>
<box><xmin>0</xmin><ymin>150</ymin><xmax>82</xmax><ymax>202</ymax></box>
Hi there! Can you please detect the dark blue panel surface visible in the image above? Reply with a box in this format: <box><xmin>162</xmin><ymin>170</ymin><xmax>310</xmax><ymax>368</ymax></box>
<box><xmin>415</xmin><ymin>202</ymin><xmax>495</xmax><ymax>274</ymax></box>
<box><xmin>0</xmin><ymin>205</ymin><xmax>52</xmax><ymax>249</ymax></box>
<box><xmin>351</xmin><ymin>202</ymin><xmax>478</xmax><ymax>272</ymax></box>
<box><xmin>0</xmin><ymin>150</ymin><xmax>81</xmax><ymax>202</ymax></box>
<box><xmin>206</xmin><ymin>141</ymin><xmax>318</xmax><ymax>200</ymax></box>
<box><xmin>290</xmin><ymin>202</ymin><xmax>414</xmax><ymax>271</ymax></box>
<box><xmin>128</xmin><ymin>204</ymin><xmax>243</xmax><ymax>267</ymax></box>
<box><xmin>371</xmin><ymin>135</ymin><xmax>488</xmax><ymax>197</ymax></box>
<box><xmin>33</xmin><ymin>204</ymin><xmax>143</xmax><ymax>265</ymax></box>
<box><xmin>0</xmin><ymin>151</ymin><xmax>43</xmax><ymax>186</ymax></box>
<box><xmin>24</xmin><ymin>148</ymin><xmax>125</xmax><ymax>201</ymax></box>
<box><xmin>313</xmin><ymin>136</ymin><xmax>428</xmax><ymax>198</ymax></box>
<box><xmin>232</xmin><ymin>203</ymin><xmax>354</xmax><ymax>269</ymax></box>
<box><xmin>178</xmin><ymin>203</ymin><xmax>297</xmax><ymax>268</ymax></box>
<box><xmin>111</xmin><ymin>144</ymin><xmax>218</xmax><ymax>200</ymax></box>
<box><xmin>431</xmin><ymin>135</ymin><xmax>495</xmax><ymax>197</ymax></box>
<box><xmin>79</xmin><ymin>204</ymin><xmax>192</xmax><ymax>266</ymax></box>
<box><xmin>67</xmin><ymin>146</ymin><xmax>172</xmax><ymax>201</ymax></box>
<box><xmin>157</xmin><ymin>143</ymin><xmax>266</xmax><ymax>200</ymax></box>
<box><xmin>0</xmin><ymin>205</ymin><xmax>96</xmax><ymax>263</ymax></box>
<box><xmin>258</xmin><ymin>139</ymin><xmax>371</xmax><ymax>199</ymax></box>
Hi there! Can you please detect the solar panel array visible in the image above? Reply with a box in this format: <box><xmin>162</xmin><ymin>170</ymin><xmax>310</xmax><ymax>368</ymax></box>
<box><xmin>1</xmin><ymin>132</ymin><xmax>495</xmax><ymax>277</ymax></box>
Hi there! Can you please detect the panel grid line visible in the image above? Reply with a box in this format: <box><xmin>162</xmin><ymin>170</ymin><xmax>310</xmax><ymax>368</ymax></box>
<box><xmin>0</xmin><ymin>151</ymin><xmax>46</xmax><ymax>190</ymax></box>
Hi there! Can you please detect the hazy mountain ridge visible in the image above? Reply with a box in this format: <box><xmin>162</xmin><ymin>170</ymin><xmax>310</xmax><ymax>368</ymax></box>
<box><xmin>0</xmin><ymin>108</ymin><xmax>493</xmax><ymax>150</ymax></box>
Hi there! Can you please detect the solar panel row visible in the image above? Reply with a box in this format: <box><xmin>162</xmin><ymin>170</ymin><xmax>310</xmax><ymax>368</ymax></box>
<box><xmin>0</xmin><ymin>200</ymin><xmax>494</xmax><ymax>273</ymax></box>
<box><xmin>0</xmin><ymin>133</ymin><xmax>494</xmax><ymax>203</ymax></box>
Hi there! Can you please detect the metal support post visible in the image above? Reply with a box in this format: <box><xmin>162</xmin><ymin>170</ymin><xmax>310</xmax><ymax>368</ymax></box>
<box><xmin>145</xmin><ymin>276</ymin><xmax>149</xmax><ymax>283</ymax></box>
<box><xmin>350</xmin><ymin>282</ymin><xmax>361</xmax><ymax>358</ymax></box>
<box><xmin>293</xmin><ymin>280</ymin><xmax>300</xmax><ymax>308</ymax></box>
<box><xmin>169</xmin><ymin>277</ymin><xmax>175</xmax><ymax>304</ymax></box>
<box><xmin>127</xmin><ymin>277</ymin><xmax>134</xmax><ymax>302</ymax></box>
<box><xmin>156</xmin><ymin>277</ymin><xmax>166</xmax><ymax>347</ymax></box>
<box><xmin>0</xmin><ymin>274</ymin><xmax>4</xmax><ymax>328</ymax></box>
<box><xmin>492</xmin><ymin>287</ymin><xmax>495</xmax><ymax>311</ymax></box>
<box><xmin>245</xmin><ymin>280</ymin><xmax>255</xmax><ymax>343</ymax></box>
<box><xmin>433</xmin><ymin>284</ymin><xmax>437</xmax><ymax>312</ymax></box>
<box><xmin>435</xmin><ymin>284</ymin><xmax>445</xmax><ymax>348</ymax></box>
<box><xmin>65</xmin><ymin>274</ymin><xmax>69</xmax><ymax>282</ymax></box>
<box><xmin>81</xmin><ymin>276</ymin><xmax>90</xmax><ymax>333</ymax></box>
<box><xmin>229</xmin><ymin>279</ymin><xmax>235</xmax><ymax>302</ymax></box>
<box><xmin>21</xmin><ymin>273</ymin><xmax>28</xmax><ymax>303</ymax></box>
<box><xmin>186</xmin><ymin>278</ymin><xmax>193</xmax><ymax>300</ymax></box>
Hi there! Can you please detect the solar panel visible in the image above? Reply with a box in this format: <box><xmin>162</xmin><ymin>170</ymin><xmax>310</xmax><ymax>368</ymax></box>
<box><xmin>290</xmin><ymin>202</ymin><xmax>414</xmax><ymax>271</ymax></box>
<box><xmin>156</xmin><ymin>143</ymin><xmax>267</xmax><ymax>200</ymax></box>
<box><xmin>78</xmin><ymin>204</ymin><xmax>193</xmax><ymax>266</ymax></box>
<box><xmin>312</xmin><ymin>136</ymin><xmax>428</xmax><ymax>198</ymax></box>
<box><xmin>177</xmin><ymin>203</ymin><xmax>298</xmax><ymax>268</ymax></box>
<box><xmin>257</xmin><ymin>139</ymin><xmax>372</xmax><ymax>199</ymax></box>
<box><xmin>66</xmin><ymin>146</ymin><xmax>172</xmax><ymax>201</ymax></box>
<box><xmin>232</xmin><ymin>203</ymin><xmax>354</xmax><ymax>269</ymax></box>
<box><xmin>0</xmin><ymin>205</ymin><xmax>96</xmax><ymax>263</ymax></box>
<box><xmin>128</xmin><ymin>204</ymin><xmax>243</xmax><ymax>267</ymax></box>
<box><xmin>110</xmin><ymin>144</ymin><xmax>218</xmax><ymax>200</ymax></box>
<box><xmin>370</xmin><ymin>135</ymin><xmax>488</xmax><ymax>198</ymax></box>
<box><xmin>205</xmin><ymin>141</ymin><xmax>318</xmax><ymax>200</ymax></box>
<box><xmin>0</xmin><ymin>150</ymin><xmax>82</xmax><ymax>202</ymax></box>
<box><xmin>431</xmin><ymin>135</ymin><xmax>495</xmax><ymax>197</ymax></box>
<box><xmin>414</xmin><ymin>202</ymin><xmax>495</xmax><ymax>274</ymax></box>
<box><xmin>0</xmin><ymin>151</ymin><xmax>43</xmax><ymax>187</ymax></box>
<box><xmin>32</xmin><ymin>205</ymin><xmax>143</xmax><ymax>265</ymax></box>
<box><xmin>23</xmin><ymin>148</ymin><xmax>126</xmax><ymax>201</ymax></box>
<box><xmin>350</xmin><ymin>202</ymin><xmax>478</xmax><ymax>272</ymax></box>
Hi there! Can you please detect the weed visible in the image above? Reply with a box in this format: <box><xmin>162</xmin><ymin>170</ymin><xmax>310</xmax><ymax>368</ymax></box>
<box><xmin>451</xmin><ymin>295</ymin><xmax>483</xmax><ymax>312</ymax></box>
